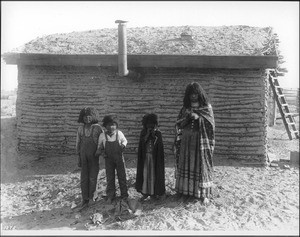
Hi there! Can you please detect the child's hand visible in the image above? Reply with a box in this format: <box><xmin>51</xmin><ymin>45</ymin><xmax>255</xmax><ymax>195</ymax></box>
<box><xmin>121</xmin><ymin>144</ymin><xmax>126</xmax><ymax>151</ymax></box>
<box><xmin>95</xmin><ymin>149</ymin><xmax>102</xmax><ymax>157</ymax></box>
<box><xmin>191</xmin><ymin>112</ymin><xmax>199</xmax><ymax>119</ymax></box>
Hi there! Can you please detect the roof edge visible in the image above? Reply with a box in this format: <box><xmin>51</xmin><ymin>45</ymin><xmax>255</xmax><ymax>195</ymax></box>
<box><xmin>2</xmin><ymin>53</ymin><xmax>278</xmax><ymax>69</ymax></box>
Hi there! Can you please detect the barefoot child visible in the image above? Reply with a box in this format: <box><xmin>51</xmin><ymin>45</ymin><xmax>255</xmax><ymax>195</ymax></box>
<box><xmin>76</xmin><ymin>107</ymin><xmax>103</xmax><ymax>208</ymax></box>
<box><xmin>97</xmin><ymin>115</ymin><xmax>129</xmax><ymax>204</ymax></box>
<box><xmin>135</xmin><ymin>113</ymin><xmax>166</xmax><ymax>201</ymax></box>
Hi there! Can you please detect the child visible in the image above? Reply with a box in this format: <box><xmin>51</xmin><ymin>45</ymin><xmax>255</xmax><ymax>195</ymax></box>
<box><xmin>135</xmin><ymin>113</ymin><xmax>166</xmax><ymax>201</ymax></box>
<box><xmin>76</xmin><ymin>107</ymin><xmax>103</xmax><ymax>208</ymax></box>
<box><xmin>97</xmin><ymin>115</ymin><xmax>129</xmax><ymax>204</ymax></box>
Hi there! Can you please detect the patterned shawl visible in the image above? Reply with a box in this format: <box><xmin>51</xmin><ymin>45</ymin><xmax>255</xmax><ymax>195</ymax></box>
<box><xmin>174</xmin><ymin>104</ymin><xmax>215</xmax><ymax>166</ymax></box>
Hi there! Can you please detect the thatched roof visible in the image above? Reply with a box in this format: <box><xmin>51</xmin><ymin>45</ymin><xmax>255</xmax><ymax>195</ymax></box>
<box><xmin>10</xmin><ymin>25</ymin><xmax>276</xmax><ymax>56</ymax></box>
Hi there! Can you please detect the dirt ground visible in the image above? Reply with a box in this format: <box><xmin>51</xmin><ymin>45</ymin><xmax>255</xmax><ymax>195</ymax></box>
<box><xmin>1</xmin><ymin>109</ymin><xmax>299</xmax><ymax>235</ymax></box>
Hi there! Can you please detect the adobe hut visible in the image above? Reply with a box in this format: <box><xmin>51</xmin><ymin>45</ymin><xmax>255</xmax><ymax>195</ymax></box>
<box><xmin>2</xmin><ymin>24</ymin><xmax>278</xmax><ymax>164</ymax></box>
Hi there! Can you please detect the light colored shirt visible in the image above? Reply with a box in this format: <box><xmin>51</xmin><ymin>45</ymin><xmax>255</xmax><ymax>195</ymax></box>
<box><xmin>97</xmin><ymin>130</ymin><xmax>127</xmax><ymax>150</ymax></box>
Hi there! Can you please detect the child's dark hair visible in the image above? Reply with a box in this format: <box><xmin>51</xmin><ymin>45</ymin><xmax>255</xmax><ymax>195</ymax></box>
<box><xmin>102</xmin><ymin>115</ymin><xmax>119</xmax><ymax>128</ymax></box>
<box><xmin>77</xmin><ymin>107</ymin><xmax>99</xmax><ymax>124</ymax></box>
<box><xmin>142</xmin><ymin>113</ymin><xmax>158</xmax><ymax>129</ymax></box>
<box><xmin>183</xmin><ymin>82</ymin><xmax>209</xmax><ymax>108</ymax></box>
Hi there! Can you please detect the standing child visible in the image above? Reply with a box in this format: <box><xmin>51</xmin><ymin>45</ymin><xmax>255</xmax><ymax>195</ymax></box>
<box><xmin>76</xmin><ymin>107</ymin><xmax>103</xmax><ymax>208</ymax></box>
<box><xmin>97</xmin><ymin>115</ymin><xmax>129</xmax><ymax>204</ymax></box>
<box><xmin>135</xmin><ymin>113</ymin><xmax>166</xmax><ymax>201</ymax></box>
<box><xmin>175</xmin><ymin>82</ymin><xmax>215</xmax><ymax>204</ymax></box>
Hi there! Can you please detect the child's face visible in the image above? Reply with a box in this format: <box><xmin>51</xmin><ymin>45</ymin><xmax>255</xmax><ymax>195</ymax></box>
<box><xmin>83</xmin><ymin>115</ymin><xmax>93</xmax><ymax>124</ymax></box>
<box><xmin>189</xmin><ymin>93</ymin><xmax>198</xmax><ymax>102</ymax></box>
<box><xmin>106</xmin><ymin>122</ymin><xmax>117</xmax><ymax>133</ymax></box>
<box><xmin>146</xmin><ymin>123</ymin><xmax>156</xmax><ymax>131</ymax></box>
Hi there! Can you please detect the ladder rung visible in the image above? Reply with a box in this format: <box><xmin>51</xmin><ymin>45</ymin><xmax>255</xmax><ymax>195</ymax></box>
<box><xmin>287</xmin><ymin>122</ymin><xmax>295</xmax><ymax>125</ymax></box>
<box><xmin>275</xmin><ymin>85</ymin><xmax>283</xmax><ymax>89</ymax></box>
<box><xmin>277</xmin><ymin>94</ymin><xmax>285</xmax><ymax>97</ymax></box>
<box><xmin>280</xmin><ymin>103</ymin><xmax>289</xmax><ymax>107</ymax></box>
<box><xmin>284</xmin><ymin>113</ymin><xmax>294</xmax><ymax>117</ymax></box>
<box><xmin>291</xmin><ymin>130</ymin><xmax>299</xmax><ymax>134</ymax></box>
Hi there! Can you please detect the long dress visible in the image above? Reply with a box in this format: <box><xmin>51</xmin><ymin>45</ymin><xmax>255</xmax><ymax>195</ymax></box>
<box><xmin>175</xmin><ymin>104</ymin><xmax>215</xmax><ymax>199</ymax></box>
<box><xmin>135</xmin><ymin>129</ymin><xmax>165</xmax><ymax>196</ymax></box>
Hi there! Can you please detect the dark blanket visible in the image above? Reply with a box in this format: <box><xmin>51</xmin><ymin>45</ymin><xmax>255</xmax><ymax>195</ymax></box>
<box><xmin>135</xmin><ymin>129</ymin><xmax>165</xmax><ymax>196</ymax></box>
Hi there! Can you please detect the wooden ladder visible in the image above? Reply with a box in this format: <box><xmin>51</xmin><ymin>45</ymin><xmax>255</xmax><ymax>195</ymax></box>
<box><xmin>268</xmin><ymin>69</ymin><xmax>299</xmax><ymax>140</ymax></box>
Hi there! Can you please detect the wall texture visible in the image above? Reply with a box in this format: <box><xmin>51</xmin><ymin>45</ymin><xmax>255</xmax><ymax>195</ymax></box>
<box><xmin>16</xmin><ymin>65</ymin><xmax>268</xmax><ymax>163</ymax></box>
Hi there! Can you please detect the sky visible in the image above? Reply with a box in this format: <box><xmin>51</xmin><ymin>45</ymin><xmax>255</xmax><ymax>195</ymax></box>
<box><xmin>1</xmin><ymin>1</ymin><xmax>299</xmax><ymax>90</ymax></box>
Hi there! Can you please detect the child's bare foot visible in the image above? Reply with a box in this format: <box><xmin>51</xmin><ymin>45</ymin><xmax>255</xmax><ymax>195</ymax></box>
<box><xmin>175</xmin><ymin>193</ymin><xmax>185</xmax><ymax>202</ymax></box>
<box><xmin>106</xmin><ymin>197</ymin><xmax>114</xmax><ymax>204</ymax></box>
<box><xmin>88</xmin><ymin>199</ymin><xmax>97</xmax><ymax>206</ymax></box>
<box><xmin>150</xmin><ymin>195</ymin><xmax>157</xmax><ymax>201</ymax></box>
<box><xmin>158</xmin><ymin>193</ymin><xmax>166</xmax><ymax>201</ymax></box>
<box><xmin>139</xmin><ymin>195</ymin><xmax>149</xmax><ymax>201</ymax></box>
<box><xmin>202</xmin><ymin>197</ymin><xmax>210</xmax><ymax>205</ymax></box>
<box><xmin>77</xmin><ymin>200</ymin><xmax>89</xmax><ymax>210</ymax></box>
<box><xmin>175</xmin><ymin>192</ymin><xmax>182</xmax><ymax>199</ymax></box>
<box><xmin>121</xmin><ymin>197</ymin><xmax>129</xmax><ymax>203</ymax></box>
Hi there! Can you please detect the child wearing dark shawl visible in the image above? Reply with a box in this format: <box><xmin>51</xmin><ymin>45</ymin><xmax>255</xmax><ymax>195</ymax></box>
<box><xmin>135</xmin><ymin>113</ymin><xmax>166</xmax><ymax>201</ymax></box>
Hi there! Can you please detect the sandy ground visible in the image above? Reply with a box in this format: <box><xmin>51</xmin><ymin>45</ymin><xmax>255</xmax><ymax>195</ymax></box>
<box><xmin>1</xmin><ymin>113</ymin><xmax>299</xmax><ymax>235</ymax></box>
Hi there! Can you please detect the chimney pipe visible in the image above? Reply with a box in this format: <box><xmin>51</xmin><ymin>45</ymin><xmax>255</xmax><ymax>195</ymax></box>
<box><xmin>115</xmin><ymin>20</ymin><xmax>129</xmax><ymax>76</ymax></box>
